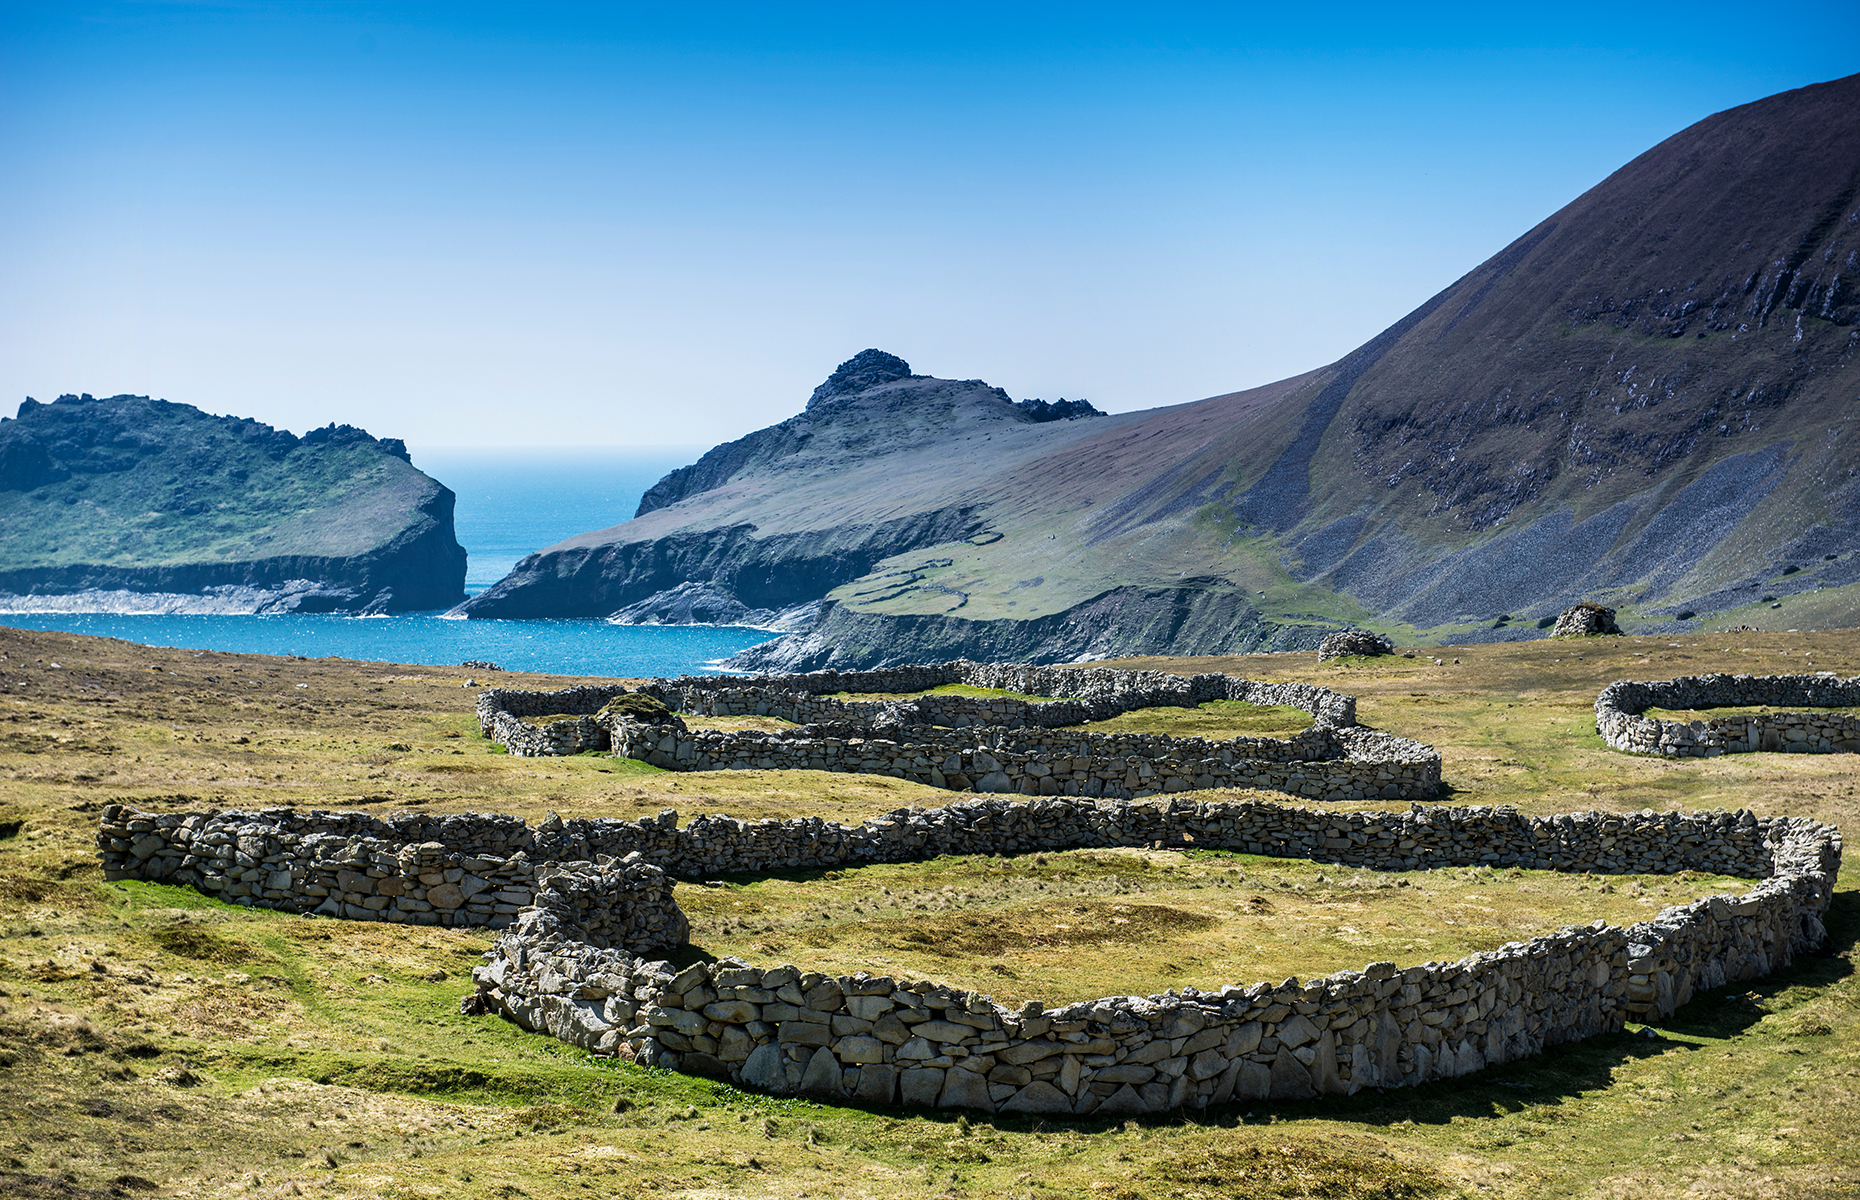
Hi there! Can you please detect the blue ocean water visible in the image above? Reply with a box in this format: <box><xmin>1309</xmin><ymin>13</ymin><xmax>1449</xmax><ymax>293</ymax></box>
<box><xmin>420</xmin><ymin>447</ymin><xmax>704</xmax><ymax>593</ymax></box>
<box><xmin>0</xmin><ymin>612</ymin><xmax>772</xmax><ymax>678</ymax></box>
<box><xmin>0</xmin><ymin>447</ymin><xmax>780</xmax><ymax>677</ymax></box>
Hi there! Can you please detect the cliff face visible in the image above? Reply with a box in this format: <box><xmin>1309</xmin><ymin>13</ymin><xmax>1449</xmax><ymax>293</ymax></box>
<box><xmin>466</xmin><ymin>74</ymin><xmax>1860</xmax><ymax>665</ymax></box>
<box><xmin>0</xmin><ymin>395</ymin><xmax>466</xmax><ymax>613</ymax></box>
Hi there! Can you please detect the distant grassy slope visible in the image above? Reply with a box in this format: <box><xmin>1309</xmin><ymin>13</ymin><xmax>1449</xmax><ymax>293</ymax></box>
<box><xmin>0</xmin><ymin>394</ymin><xmax>466</xmax><ymax>611</ymax></box>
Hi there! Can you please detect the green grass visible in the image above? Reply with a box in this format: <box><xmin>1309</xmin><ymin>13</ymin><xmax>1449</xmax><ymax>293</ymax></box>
<box><xmin>678</xmin><ymin>850</ymin><xmax>1750</xmax><ymax>1008</ymax></box>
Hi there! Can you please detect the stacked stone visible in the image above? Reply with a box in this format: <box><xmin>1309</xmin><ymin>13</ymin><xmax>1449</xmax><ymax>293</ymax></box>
<box><xmin>648</xmin><ymin>668</ymin><xmax>1356</xmax><ymax>732</ymax></box>
<box><xmin>1553</xmin><ymin>603</ymin><xmax>1621</xmax><ymax>637</ymax></box>
<box><xmin>669</xmin><ymin>663</ymin><xmax>966</xmax><ymax>697</ymax></box>
<box><xmin>607</xmin><ymin>716</ymin><xmax>1436</xmax><ymax>803</ymax></box>
<box><xmin>664</xmin><ymin>673</ymin><xmax>1354</xmax><ymax>734</ymax></box>
<box><xmin>486</xmin><ymin>665</ymin><xmax>1372</xmax><ymax>797</ymax></box>
<box><xmin>99</xmin><ymin>797</ymin><xmax>1803</xmax><ymax>914</ymax></box>
<box><xmin>469</xmin><ymin>913</ymin><xmax>658</xmax><ymax>1056</ymax></box>
<box><xmin>467</xmin><ymin>809</ymin><xmax>1838</xmax><ymax>1114</ymax></box>
<box><xmin>476</xmin><ymin>683</ymin><xmax>632</xmax><ymax>757</ymax></box>
<box><xmin>98</xmin><ymin>805</ymin><xmax>538</xmax><ymax>927</ymax></box>
<box><xmin>530</xmin><ymin>852</ymin><xmax>688</xmax><ymax>957</ymax></box>
<box><xmin>99</xmin><ymin>791</ymin><xmax>1841</xmax><ymax>1112</ymax></box>
<box><xmin>1317</xmin><ymin>630</ymin><xmax>1396</xmax><ymax>660</ymax></box>
<box><xmin>534</xmin><ymin>799</ymin><xmax>1790</xmax><ymax>882</ymax></box>
<box><xmin>1596</xmin><ymin>673</ymin><xmax>1860</xmax><ymax>757</ymax></box>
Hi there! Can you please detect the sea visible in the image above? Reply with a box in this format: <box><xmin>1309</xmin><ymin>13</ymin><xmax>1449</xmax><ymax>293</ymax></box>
<box><xmin>0</xmin><ymin>448</ymin><xmax>778</xmax><ymax>678</ymax></box>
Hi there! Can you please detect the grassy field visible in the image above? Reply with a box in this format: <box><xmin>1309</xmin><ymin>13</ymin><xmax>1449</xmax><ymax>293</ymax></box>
<box><xmin>0</xmin><ymin>624</ymin><xmax>1856</xmax><ymax>1198</ymax></box>
<box><xmin>678</xmin><ymin>852</ymin><xmax>1750</xmax><ymax>1006</ymax></box>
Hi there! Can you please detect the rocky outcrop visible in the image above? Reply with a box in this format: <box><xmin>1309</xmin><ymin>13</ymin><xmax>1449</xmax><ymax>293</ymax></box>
<box><xmin>606</xmin><ymin>580</ymin><xmax>820</xmax><ymax>630</ymax></box>
<box><xmin>1016</xmin><ymin>397</ymin><xmax>1103</xmax><ymax>423</ymax></box>
<box><xmin>459</xmin><ymin>507</ymin><xmax>986</xmax><ymax>620</ymax></box>
<box><xmin>725</xmin><ymin>588</ymin><xmax>1330</xmax><ymax>672</ymax></box>
<box><xmin>0</xmin><ymin>394</ymin><xmax>465</xmax><ymax>613</ymax></box>
<box><xmin>808</xmin><ymin>348</ymin><xmax>918</xmax><ymax>407</ymax></box>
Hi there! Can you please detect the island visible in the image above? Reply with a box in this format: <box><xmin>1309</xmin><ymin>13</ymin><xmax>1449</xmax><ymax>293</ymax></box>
<box><xmin>0</xmin><ymin>393</ymin><xmax>466</xmax><ymax>613</ymax></box>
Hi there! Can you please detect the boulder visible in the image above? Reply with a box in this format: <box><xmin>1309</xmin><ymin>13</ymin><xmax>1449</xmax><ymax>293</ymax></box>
<box><xmin>741</xmin><ymin>1042</ymin><xmax>788</xmax><ymax>1093</ymax></box>
<box><xmin>1000</xmin><ymin>1080</ymin><xmax>1073</xmax><ymax>1114</ymax></box>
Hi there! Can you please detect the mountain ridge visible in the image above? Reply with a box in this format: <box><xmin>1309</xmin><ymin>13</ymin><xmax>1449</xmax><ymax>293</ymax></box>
<box><xmin>461</xmin><ymin>72</ymin><xmax>1860</xmax><ymax>665</ymax></box>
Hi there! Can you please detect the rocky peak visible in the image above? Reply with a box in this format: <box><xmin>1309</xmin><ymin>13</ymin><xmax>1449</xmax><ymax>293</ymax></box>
<box><xmin>1016</xmin><ymin>397</ymin><xmax>1103</xmax><ymax>423</ymax></box>
<box><xmin>807</xmin><ymin>349</ymin><xmax>917</xmax><ymax>409</ymax></box>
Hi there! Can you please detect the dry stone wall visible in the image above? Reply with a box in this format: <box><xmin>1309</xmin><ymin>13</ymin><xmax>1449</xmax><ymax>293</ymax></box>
<box><xmin>612</xmin><ymin>719</ymin><xmax>1436</xmax><ymax>802</ymax></box>
<box><xmin>466</xmin><ymin>802</ymin><xmax>1839</xmax><ymax>1115</ymax></box>
<box><xmin>477</xmin><ymin>683</ymin><xmax>630</xmax><ymax>757</ymax></box>
<box><xmin>98</xmin><ymin>790</ymin><xmax>1841</xmax><ymax>1115</ymax></box>
<box><xmin>95</xmin><ymin>804</ymin><xmax>683</xmax><ymax>952</ymax></box>
<box><xmin>1597</xmin><ymin>673</ymin><xmax>1860</xmax><ymax>757</ymax></box>
<box><xmin>478</xmin><ymin>662</ymin><xmax>1412</xmax><ymax>802</ymax></box>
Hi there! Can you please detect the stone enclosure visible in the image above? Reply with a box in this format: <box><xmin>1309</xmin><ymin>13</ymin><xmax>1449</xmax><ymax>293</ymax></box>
<box><xmin>478</xmin><ymin>662</ymin><xmax>1441</xmax><ymax>803</ymax></box>
<box><xmin>98</xmin><ymin>794</ymin><xmax>1841</xmax><ymax>1116</ymax></box>
<box><xmin>94</xmin><ymin>661</ymin><xmax>1844</xmax><ymax>1117</ymax></box>
<box><xmin>1597</xmin><ymin>673</ymin><xmax>1860</xmax><ymax>757</ymax></box>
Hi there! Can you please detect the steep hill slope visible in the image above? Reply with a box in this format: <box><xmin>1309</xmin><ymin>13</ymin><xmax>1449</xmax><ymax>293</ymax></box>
<box><xmin>464</xmin><ymin>73</ymin><xmax>1860</xmax><ymax>668</ymax></box>
<box><xmin>1232</xmin><ymin>70</ymin><xmax>1860</xmax><ymax>633</ymax></box>
<box><xmin>0</xmin><ymin>394</ymin><xmax>466</xmax><ymax>613</ymax></box>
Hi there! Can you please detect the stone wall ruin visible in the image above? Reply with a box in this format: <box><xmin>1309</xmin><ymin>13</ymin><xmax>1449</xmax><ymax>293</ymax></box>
<box><xmin>476</xmin><ymin>662</ymin><xmax>1438</xmax><ymax>803</ymax></box>
<box><xmin>1596</xmin><ymin>673</ymin><xmax>1860</xmax><ymax>757</ymax></box>
<box><xmin>97</xmin><ymin>793</ymin><xmax>1840</xmax><ymax>1116</ymax></box>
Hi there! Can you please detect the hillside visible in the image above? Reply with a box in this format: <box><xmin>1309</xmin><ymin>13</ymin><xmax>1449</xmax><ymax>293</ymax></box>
<box><xmin>0</xmin><ymin>394</ymin><xmax>466</xmax><ymax>613</ymax></box>
<box><xmin>451</xmin><ymin>351</ymin><xmax>1288</xmax><ymax>650</ymax></box>
<box><xmin>463</xmin><ymin>73</ymin><xmax>1860</xmax><ymax>668</ymax></box>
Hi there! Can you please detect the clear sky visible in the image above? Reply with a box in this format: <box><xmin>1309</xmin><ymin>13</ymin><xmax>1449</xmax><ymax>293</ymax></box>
<box><xmin>3</xmin><ymin>3</ymin><xmax>1856</xmax><ymax>454</ymax></box>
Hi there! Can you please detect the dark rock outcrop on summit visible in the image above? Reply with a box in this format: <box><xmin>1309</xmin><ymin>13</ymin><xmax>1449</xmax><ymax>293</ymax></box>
<box><xmin>0</xmin><ymin>395</ymin><xmax>465</xmax><ymax>614</ymax></box>
<box><xmin>808</xmin><ymin>348</ymin><xmax>917</xmax><ymax>408</ymax></box>
<box><xmin>1016</xmin><ymin>397</ymin><xmax>1103</xmax><ymax>423</ymax></box>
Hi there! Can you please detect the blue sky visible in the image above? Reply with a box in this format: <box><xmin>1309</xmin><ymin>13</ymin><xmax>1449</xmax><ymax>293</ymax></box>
<box><xmin>3</xmin><ymin>3</ymin><xmax>1855</xmax><ymax>452</ymax></box>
